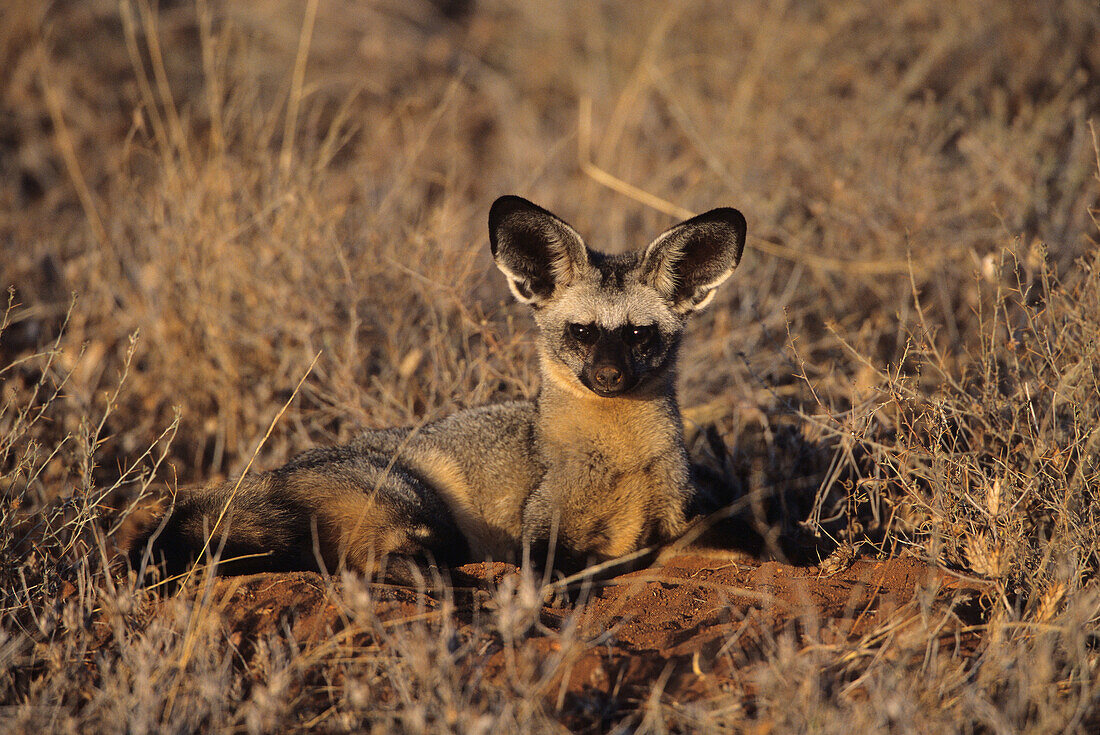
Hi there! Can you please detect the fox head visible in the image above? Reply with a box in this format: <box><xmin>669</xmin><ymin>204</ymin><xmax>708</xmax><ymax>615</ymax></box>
<box><xmin>489</xmin><ymin>196</ymin><xmax>746</xmax><ymax>399</ymax></box>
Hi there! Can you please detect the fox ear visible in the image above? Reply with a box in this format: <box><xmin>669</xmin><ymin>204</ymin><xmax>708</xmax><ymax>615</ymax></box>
<box><xmin>489</xmin><ymin>196</ymin><xmax>590</xmax><ymax>306</ymax></box>
<box><xmin>640</xmin><ymin>207</ymin><xmax>746</xmax><ymax>313</ymax></box>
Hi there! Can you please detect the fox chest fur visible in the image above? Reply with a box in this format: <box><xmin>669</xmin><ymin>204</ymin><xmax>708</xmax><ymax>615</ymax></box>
<box><xmin>523</xmin><ymin>381</ymin><xmax>691</xmax><ymax>559</ymax></box>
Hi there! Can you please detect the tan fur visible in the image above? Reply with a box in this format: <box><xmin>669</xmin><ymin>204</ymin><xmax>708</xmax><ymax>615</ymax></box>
<box><xmin>402</xmin><ymin>443</ymin><xmax>521</xmax><ymax>559</ymax></box>
<box><xmin>318</xmin><ymin>494</ymin><xmax>400</xmax><ymax>571</ymax></box>
<box><xmin>529</xmin><ymin>378</ymin><xmax>690</xmax><ymax>558</ymax></box>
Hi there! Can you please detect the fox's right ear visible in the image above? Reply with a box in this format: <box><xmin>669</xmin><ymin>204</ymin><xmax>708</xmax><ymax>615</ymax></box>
<box><xmin>489</xmin><ymin>196</ymin><xmax>589</xmax><ymax>306</ymax></box>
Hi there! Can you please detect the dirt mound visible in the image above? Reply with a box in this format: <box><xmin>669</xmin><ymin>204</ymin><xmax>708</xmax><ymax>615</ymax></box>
<box><xmin>171</xmin><ymin>554</ymin><xmax>988</xmax><ymax>726</ymax></box>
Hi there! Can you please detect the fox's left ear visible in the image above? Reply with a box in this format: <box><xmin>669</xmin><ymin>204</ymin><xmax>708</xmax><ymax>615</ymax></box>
<box><xmin>640</xmin><ymin>208</ymin><xmax>746</xmax><ymax>313</ymax></box>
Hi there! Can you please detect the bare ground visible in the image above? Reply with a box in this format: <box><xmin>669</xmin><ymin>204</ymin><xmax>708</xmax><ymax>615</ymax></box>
<box><xmin>113</xmin><ymin>554</ymin><xmax>990</xmax><ymax>731</ymax></box>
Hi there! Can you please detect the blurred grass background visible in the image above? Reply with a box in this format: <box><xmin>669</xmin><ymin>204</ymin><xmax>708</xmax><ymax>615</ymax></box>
<box><xmin>3</xmin><ymin>0</ymin><xmax>1094</xmax><ymax>479</ymax></box>
<box><xmin>2</xmin><ymin>0</ymin><xmax>1100</xmax><ymax>730</ymax></box>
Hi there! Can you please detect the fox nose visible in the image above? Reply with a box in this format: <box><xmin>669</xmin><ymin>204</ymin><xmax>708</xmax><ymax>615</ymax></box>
<box><xmin>593</xmin><ymin>365</ymin><xmax>624</xmax><ymax>392</ymax></box>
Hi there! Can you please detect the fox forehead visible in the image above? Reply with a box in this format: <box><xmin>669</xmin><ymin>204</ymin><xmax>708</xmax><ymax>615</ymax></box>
<box><xmin>546</xmin><ymin>281</ymin><xmax>681</xmax><ymax>332</ymax></box>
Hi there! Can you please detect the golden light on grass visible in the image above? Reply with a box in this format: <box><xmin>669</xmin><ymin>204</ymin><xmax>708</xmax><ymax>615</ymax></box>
<box><xmin>2</xmin><ymin>0</ymin><xmax>1100</xmax><ymax>731</ymax></box>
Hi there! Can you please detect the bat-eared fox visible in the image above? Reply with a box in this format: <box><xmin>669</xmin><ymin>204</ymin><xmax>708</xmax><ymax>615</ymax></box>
<box><xmin>129</xmin><ymin>196</ymin><xmax>746</xmax><ymax>583</ymax></box>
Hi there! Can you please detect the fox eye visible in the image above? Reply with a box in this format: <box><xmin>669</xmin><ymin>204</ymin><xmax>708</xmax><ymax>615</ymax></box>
<box><xmin>567</xmin><ymin>322</ymin><xmax>597</xmax><ymax>344</ymax></box>
<box><xmin>625</xmin><ymin>324</ymin><xmax>656</xmax><ymax>347</ymax></box>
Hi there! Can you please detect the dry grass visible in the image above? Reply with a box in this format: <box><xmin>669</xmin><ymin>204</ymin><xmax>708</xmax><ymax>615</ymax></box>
<box><xmin>3</xmin><ymin>0</ymin><xmax>1100</xmax><ymax>730</ymax></box>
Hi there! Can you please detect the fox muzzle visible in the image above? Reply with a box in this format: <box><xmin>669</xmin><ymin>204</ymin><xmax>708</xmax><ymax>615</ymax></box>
<box><xmin>582</xmin><ymin>333</ymin><xmax>636</xmax><ymax>397</ymax></box>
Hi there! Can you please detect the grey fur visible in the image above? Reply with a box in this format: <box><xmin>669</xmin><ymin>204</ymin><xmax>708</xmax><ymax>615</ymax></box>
<box><xmin>130</xmin><ymin>196</ymin><xmax>746</xmax><ymax>580</ymax></box>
